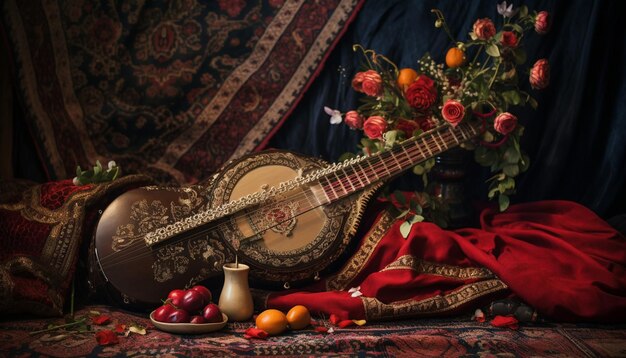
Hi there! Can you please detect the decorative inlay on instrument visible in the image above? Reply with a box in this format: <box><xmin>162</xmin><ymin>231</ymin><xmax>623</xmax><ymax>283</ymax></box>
<box><xmin>92</xmin><ymin>122</ymin><xmax>480</xmax><ymax>307</ymax></box>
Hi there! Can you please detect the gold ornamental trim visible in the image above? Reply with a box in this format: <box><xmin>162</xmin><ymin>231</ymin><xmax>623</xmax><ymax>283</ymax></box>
<box><xmin>382</xmin><ymin>255</ymin><xmax>495</xmax><ymax>279</ymax></box>
<box><xmin>325</xmin><ymin>210</ymin><xmax>395</xmax><ymax>291</ymax></box>
<box><xmin>362</xmin><ymin>279</ymin><xmax>509</xmax><ymax>321</ymax></box>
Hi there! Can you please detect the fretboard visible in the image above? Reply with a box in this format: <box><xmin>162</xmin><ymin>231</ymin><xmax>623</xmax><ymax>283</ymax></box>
<box><xmin>317</xmin><ymin>121</ymin><xmax>480</xmax><ymax>202</ymax></box>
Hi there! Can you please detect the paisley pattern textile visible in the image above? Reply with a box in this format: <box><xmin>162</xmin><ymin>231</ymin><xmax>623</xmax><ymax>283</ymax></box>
<box><xmin>1</xmin><ymin>305</ymin><xmax>625</xmax><ymax>357</ymax></box>
<box><xmin>0</xmin><ymin>176</ymin><xmax>151</xmax><ymax>316</ymax></box>
<box><xmin>1</xmin><ymin>0</ymin><xmax>363</xmax><ymax>184</ymax></box>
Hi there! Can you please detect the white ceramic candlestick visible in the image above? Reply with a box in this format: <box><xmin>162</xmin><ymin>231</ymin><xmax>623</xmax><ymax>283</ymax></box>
<box><xmin>218</xmin><ymin>263</ymin><xmax>254</xmax><ymax>322</ymax></box>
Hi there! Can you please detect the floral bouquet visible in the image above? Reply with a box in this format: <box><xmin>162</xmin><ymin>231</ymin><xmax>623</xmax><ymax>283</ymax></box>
<box><xmin>328</xmin><ymin>2</ymin><xmax>550</xmax><ymax>233</ymax></box>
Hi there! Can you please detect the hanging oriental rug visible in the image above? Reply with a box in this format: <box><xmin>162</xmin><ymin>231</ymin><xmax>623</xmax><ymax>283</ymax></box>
<box><xmin>1</xmin><ymin>0</ymin><xmax>363</xmax><ymax>184</ymax></box>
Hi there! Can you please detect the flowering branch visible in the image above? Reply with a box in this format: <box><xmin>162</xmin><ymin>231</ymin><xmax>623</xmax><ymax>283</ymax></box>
<box><xmin>331</xmin><ymin>2</ymin><xmax>550</xmax><ymax>226</ymax></box>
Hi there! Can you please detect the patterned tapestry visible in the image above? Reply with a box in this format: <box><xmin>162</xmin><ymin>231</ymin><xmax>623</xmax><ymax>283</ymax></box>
<box><xmin>1</xmin><ymin>0</ymin><xmax>363</xmax><ymax>184</ymax></box>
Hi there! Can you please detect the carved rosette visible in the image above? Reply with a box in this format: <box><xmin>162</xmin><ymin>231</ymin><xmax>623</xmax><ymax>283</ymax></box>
<box><xmin>206</xmin><ymin>150</ymin><xmax>379</xmax><ymax>285</ymax></box>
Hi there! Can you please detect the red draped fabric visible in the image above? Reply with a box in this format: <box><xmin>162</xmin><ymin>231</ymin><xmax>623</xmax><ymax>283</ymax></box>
<box><xmin>266</xmin><ymin>201</ymin><xmax>626</xmax><ymax>323</ymax></box>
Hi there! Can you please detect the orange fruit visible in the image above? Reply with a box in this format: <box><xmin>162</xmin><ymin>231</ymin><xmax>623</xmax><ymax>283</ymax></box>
<box><xmin>397</xmin><ymin>68</ymin><xmax>418</xmax><ymax>90</ymax></box>
<box><xmin>445</xmin><ymin>47</ymin><xmax>465</xmax><ymax>68</ymax></box>
<box><xmin>286</xmin><ymin>305</ymin><xmax>311</xmax><ymax>330</ymax></box>
<box><xmin>255</xmin><ymin>309</ymin><xmax>288</xmax><ymax>336</ymax></box>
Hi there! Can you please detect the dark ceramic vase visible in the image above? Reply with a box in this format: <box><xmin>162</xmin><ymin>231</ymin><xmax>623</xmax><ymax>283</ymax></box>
<box><xmin>429</xmin><ymin>147</ymin><xmax>473</xmax><ymax>229</ymax></box>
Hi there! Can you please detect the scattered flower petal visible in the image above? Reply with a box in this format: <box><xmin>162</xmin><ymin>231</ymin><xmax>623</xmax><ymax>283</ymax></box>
<box><xmin>95</xmin><ymin>330</ymin><xmax>119</xmax><ymax>345</ymax></box>
<box><xmin>244</xmin><ymin>327</ymin><xmax>269</xmax><ymax>340</ymax></box>
<box><xmin>338</xmin><ymin>320</ymin><xmax>355</xmax><ymax>328</ymax></box>
<box><xmin>350</xmin><ymin>290</ymin><xmax>363</xmax><ymax>298</ymax></box>
<box><xmin>329</xmin><ymin>314</ymin><xmax>341</xmax><ymax>325</ymax></box>
<box><xmin>314</xmin><ymin>326</ymin><xmax>329</xmax><ymax>333</ymax></box>
<box><xmin>490</xmin><ymin>315</ymin><xmax>519</xmax><ymax>330</ymax></box>
<box><xmin>348</xmin><ymin>286</ymin><xmax>360</xmax><ymax>293</ymax></box>
<box><xmin>115</xmin><ymin>324</ymin><xmax>126</xmax><ymax>334</ymax></box>
<box><xmin>91</xmin><ymin>315</ymin><xmax>111</xmax><ymax>325</ymax></box>
<box><xmin>352</xmin><ymin>319</ymin><xmax>367</xmax><ymax>326</ymax></box>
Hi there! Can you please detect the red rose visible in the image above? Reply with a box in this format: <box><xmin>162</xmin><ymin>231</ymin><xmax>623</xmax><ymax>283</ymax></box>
<box><xmin>535</xmin><ymin>11</ymin><xmax>550</xmax><ymax>34</ymax></box>
<box><xmin>352</xmin><ymin>70</ymin><xmax>383</xmax><ymax>97</ymax></box>
<box><xmin>493</xmin><ymin>112</ymin><xmax>518</xmax><ymax>135</ymax></box>
<box><xmin>500</xmin><ymin>31</ymin><xmax>519</xmax><ymax>48</ymax></box>
<box><xmin>363</xmin><ymin>116</ymin><xmax>387</xmax><ymax>139</ymax></box>
<box><xmin>529</xmin><ymin>58</ymin><xmax>550</xmax><ymax>89</ymax></box>
<box><xmin>405</xmin><ymin>75</ymin><xmax>437</xmax><ymax>110</ymax></box>
<box><xmin>396</xmin><ymin>119</ymin><xmax>420</xmax><ymax>136</ymax></box>
<box><xmin>441</xmin><ymin>100</ymin><xmax>465</xmax><ymax>126</ymax></box>
<box><xmin>344</xmin><ymin>110</ymin><xmax>364</xmax><ymax>129</ymax></box>
<box><xmin>473</xmin><ymin>18</ymin><xmax>496</xmax><ymax>40</ymax></box>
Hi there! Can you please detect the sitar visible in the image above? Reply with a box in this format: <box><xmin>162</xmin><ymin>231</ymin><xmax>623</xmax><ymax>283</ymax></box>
<box><xmin>90</xmin><ymin>121</ymin><xmax>480</xmax><ymax>308</ymax></box>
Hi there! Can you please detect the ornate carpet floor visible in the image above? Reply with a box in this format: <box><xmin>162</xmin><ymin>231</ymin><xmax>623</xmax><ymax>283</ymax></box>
<box><xmin>1</xmin><ymin>305</ymin><xmax>625</xmax><ymax>357</ymax></box>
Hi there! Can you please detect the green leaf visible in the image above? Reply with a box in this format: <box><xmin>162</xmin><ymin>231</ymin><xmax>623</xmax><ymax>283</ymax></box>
<box><xmin>338</xmin><ymin>152</ymin><xmax>356</xmax><ymax>162</ymax></box>
<box><xmin>512</xmin><ymin>48</ymin><xmax>527</xmax><ymax>65</ymax></box>
<box><xmin>501</xmin><ymin>177</ymin><xmax>516</xmax><ymax>190</ymax></box>
<box><xmin>128</xmin><ymin>324</ymin><xmax>147</xmax><ymax>336</ymax></box>
<box><xmin>504</xmin><ymin>145</ymin><xmax>521</xmax><ymax>164</ymax></box>
<box><xmin>511</xmin><ymin>24</ymin><xmax>524</xmax><ymax>34</ymax></box>
<box><xmin>486</xmin><ymin>44</ymin><xmax>500</xmax><ymax>57</ymax></box>
<box><xmin>488</xmin><ymin>186</ymin><xmax>499</xmax><ymax>199</ymax></box>
<box><xmin>501</xmin><ymin>90</ymin><xmax>522</xmax><ymax>105</ymax></box>
<box><xmin>519</xmin><ymin>5</ymin><xmax>529</xmax><ymax>17</ymax></box>
<box><xmin>503</xmin><ymin>164</ymin><xmax>520</xmax><ymax>177</ymax></box>
<box><xmin>396</xmin><ymin>209</ymin><xmax>410</xmax><ymax>219</ymax></box>
<box><xmin>499</xmin><ymin>194</ymin><xmax>510</xmax><ymax>211</ymax></box>
<box><xmin>384</xmin><ymin>130</ymin><xmax>398</xmax><ymax>148</ymax></box>
<box><xmin>93</xmin><ymin>163</ymin><xmax>102</xmax><ymax>177</ymax></box>
<box><xmin>474</xmin><ymin>146</ymin><xmax>498</xmax><ymax>166</ymax></box>
<box><xmin>501</xmin><ymin>67</ymin><xmax>517</xmax><ymax>81</ymax></box>
<box><xmin>413</xmin><ymin>165</ymin><xmax>425</xmax><ymax>175</ymax></box>
<box><xmin>76</xmin><ymin>166</ymin><xmax>82</xmax><ymax>178</ymax></box>
<box><xmin>400</xmin><ymin>221</ymin><xmax>413</xmax><ymax>239</ymax></box>
<box><xmin>424</xmin><ymin>158</ymin><xmax>436</xmax><ymax>170</ymax></box>
<box><xmin>482</xmin><ymin>131</ymin><xmax>495</xmax><ymax>143</ymax></box>
<box><xmin>520</xmin><ymin>154</ymin><xmax>531</xmax><ymax>172</ymax></box>
<box><xmin>107</xmin><ymin>167</ymin><xmax>121</xmax><ymax>181</ymax></box>
<box><xmin>528</xmin><ymin>97</ymin><xmax>538</xmax><ymax>109</ymax></box>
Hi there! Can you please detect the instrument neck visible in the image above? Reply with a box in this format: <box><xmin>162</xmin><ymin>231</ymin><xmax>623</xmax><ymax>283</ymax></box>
<box><xmin>315</xmin><ymin>121</ymin><xmax>480</xmax><ymax>203</ymax></box>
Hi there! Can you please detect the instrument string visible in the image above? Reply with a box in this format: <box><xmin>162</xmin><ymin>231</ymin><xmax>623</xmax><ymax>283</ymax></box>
<box><xmin>100</xmin><ymin>127</ymin><xmax>462</xmax><ymax>267</ymax></box>
<box><xmin>100</xmin><ymin>126</ymin><xmax>471</xmax><ymax>268</ymax></box>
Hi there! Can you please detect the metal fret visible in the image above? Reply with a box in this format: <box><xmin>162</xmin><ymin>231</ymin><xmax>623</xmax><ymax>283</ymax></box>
<box><xmin>437</xmin><ymin>131</ymin><xmax>448</xmax><ymax>151</ymax></box>
<box><xmin>332</xmin><ymin>172</ymin><xmax>347</xmax><ymax>196</ymax></box>
<box><xmin>422</xmin><ymin>137</ymin><xmax>433</xmax><ymax>156</ymax></box>
<box><xmin>341</xmin><ymin>168</ymin><xmax>357</xmax><ymax>192</ymax></box>
<box><xmin>391</xmin><ymin>152</ymin><xmax>403</xmax><ymax>171</ymax></box>
<box><xmin>366</xmin><ymin>160</ymin><xmax>380</xmax><ymax>180</ymax></box>
<box><xmin>320</xmin><ymin>176</ymin><xmax>338</xmax><ymax>201</ymax></box>
<box><xmin>357</xmin><ymin>163</ymin><xmax>371</xmax><ymax>184</ymax></box>
<box><xmin>449</xmin><ymin>127</ymin><xmax>460</xmax><ymax>143</ymax></box>
<box><xmin>432</xmin><ymin>133</ymin><xmax>443</xmax><ymax>152</ymax></box>
<box><xmin>459</xmin><ymin>127</ymin><xmax>468</xmax><ymax>140</ymax></box>
<box><xmin>400</xmin><ymin>144</ymin><xmax>416</xmax><ymax>163</ymax></box>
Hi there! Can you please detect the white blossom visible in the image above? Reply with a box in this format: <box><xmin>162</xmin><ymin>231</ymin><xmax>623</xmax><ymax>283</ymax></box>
<box><xmin>324</xmin><ymin>106</ymin><xmax>343</xmax><ymax>124</ymax></box>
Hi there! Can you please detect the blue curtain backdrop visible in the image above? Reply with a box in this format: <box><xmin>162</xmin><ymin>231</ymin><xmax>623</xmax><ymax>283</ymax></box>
<box><xmin>268</xmin><ymin>0</ymin><xmax>626</xmax><ymax>219</ymax></box>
